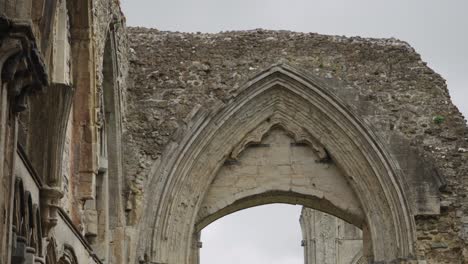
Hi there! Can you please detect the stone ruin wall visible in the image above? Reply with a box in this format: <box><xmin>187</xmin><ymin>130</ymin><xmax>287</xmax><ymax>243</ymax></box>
<box><xmin>55</xmin><ymin>0</ymin><xmax>129</xmax><ymax>241</ymax></box>
<box><xmin>0</xmin><ymin>0</ymin><xmax>129</xmax><ymax>263</ymax></box>
<box><xmin>2</xmin><ymin>0</ymin><xmax>468</xmax><ymax>262</ymax></box>
<box><xmin>123</xmin><ymin>27</ymin><xmax>468</xmax><ymax>263</ymax></box>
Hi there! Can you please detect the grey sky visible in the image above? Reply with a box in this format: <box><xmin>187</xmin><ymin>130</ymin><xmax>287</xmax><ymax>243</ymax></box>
<box><xmin>120</xmin><ymin>1</ymin><xmax>467</xmax><ymax>263</ymax></box>
<box><xmin>201</xmin><ymin>204</ymin><xmax>303</xmax><ymax>264</ymax></box>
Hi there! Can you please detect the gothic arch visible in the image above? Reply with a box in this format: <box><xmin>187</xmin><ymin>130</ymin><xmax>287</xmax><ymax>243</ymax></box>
<box><xmin>13</xmin><ymin>177</ymin><xmax>25</xmax><ymax>238</ymax></box>
<box><xmin>138</xmin><ymin>64</ymin><xmax>417</xmax><ymax>263</ymax></box>
<box><xmin>84</xmin><ymin>24</ymin><xmax>126</xmax><ymax>262</ymax></box>
<box><xmin>24</xmin><ymin>191</ymin><xmax>33</xmax><ymax>245</ymax></box>
<box><xmin>101</xmin><ymin>25</ymin><xmax>125</xmax><ymax>229</ymax></box>
<box><xmin>31</xmin><ymin>205</ymin><xmax>43</xmax><ymax>257</ymax></box>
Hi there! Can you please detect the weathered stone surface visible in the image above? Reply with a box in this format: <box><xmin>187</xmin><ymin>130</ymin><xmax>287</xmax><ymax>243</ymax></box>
<box><xmin>196</xmin><ymin>128</ymin><xmax>364</xmax><ymax>230</ymax></box>
<box><xmin>124</xmin><ymin>27</ymin><xmax>468</xmax><ymax>263</ymax></box>
<box><xmin>0</xmin><ymin>1</ymin><xmax>127</xmax><ymax>264</ymax></box>
<box><xmin>2</xmin><ymin>1</ymin><xmax>468</xmax><ymax>264</ymax></box>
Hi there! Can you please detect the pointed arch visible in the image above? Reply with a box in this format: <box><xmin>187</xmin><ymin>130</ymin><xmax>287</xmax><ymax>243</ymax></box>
<box><xmin>137</xmin><ymin>64</ymin><xmax>417</xmax><ymax>263</ymax></box>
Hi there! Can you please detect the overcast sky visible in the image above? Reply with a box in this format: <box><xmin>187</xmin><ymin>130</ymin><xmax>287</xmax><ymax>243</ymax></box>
<box><xmin>120</xmin><ymin>1</ymin><xmax>467</xmax><ymax>263</ymax></box>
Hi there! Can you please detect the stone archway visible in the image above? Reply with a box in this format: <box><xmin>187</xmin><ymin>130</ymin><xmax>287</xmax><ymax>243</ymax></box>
<box><xmin>137</xmin><ymin>64</ymin><xmax>417</xmax><ymax>263</ymax></box>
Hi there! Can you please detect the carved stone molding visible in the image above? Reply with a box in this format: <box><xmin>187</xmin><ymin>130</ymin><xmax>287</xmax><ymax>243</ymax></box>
<box><xmin>230</xmin><ymin>114</ymin><xmax>329</xmax><ymax>162</ymax></box>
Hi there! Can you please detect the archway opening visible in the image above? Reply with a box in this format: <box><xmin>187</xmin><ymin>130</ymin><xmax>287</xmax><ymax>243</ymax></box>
<box><xmin>191</xmin><ymin>126</ymin><xmax>369</xmax><ymax>264</ymax></box>
<box><xmin>199</xmin><ymin>204</ymin><xmax>364</xmax><ymax>264</ymax></box>
<box><xmin>201</xmin><ymin>204</ymin><xmax>302</xmax><ymax>264</ymax></box>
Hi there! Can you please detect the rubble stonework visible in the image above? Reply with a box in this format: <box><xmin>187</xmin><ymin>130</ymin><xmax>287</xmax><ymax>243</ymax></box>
<box><xmin>124</xmin><ymin>28</ymin><xmax>468</xmax><ymax>263</ymax></box>
<box><xmin>1</xmin><ymin>1</ymin><xmax>468</xmax><ymax>264</ymax></box>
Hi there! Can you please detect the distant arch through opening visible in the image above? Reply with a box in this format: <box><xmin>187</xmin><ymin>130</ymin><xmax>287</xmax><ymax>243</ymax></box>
<box><xmin>198</xmin><ymin>203</ymin><xmax>364</xmax><ymax>264</ymax></box>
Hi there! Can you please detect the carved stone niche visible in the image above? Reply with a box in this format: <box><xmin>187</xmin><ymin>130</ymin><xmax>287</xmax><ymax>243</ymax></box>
<box><xmin>11</xmin><ymin>177</ymin><xmax>45</xmax><ymax>264</ymax></box>
<box><xmin>0</xmin><ymin>15</ymin><xmax>48</xmax><ymax>113</ymax></box>
<box><xmin>40</xmin><ymin>186</ymin><xmax>63</xmax><ymax>235</ymax></box>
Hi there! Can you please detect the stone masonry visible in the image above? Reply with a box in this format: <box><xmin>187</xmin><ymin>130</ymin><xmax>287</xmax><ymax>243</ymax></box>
<box><xmin>125</xmin><ymin>27</ymin><xmax>468</xmax><ymax>263</ymax></box>
<box><xmin>1</xmin><ymin>1</ymin><xmax>468</xmax><ymax>264</ymax></box>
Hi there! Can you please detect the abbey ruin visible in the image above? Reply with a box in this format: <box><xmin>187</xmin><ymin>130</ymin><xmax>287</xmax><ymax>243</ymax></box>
<box><xmin>1</xmin><ymin>0</ymin><xmax>467</xmax><ymax>263</ymax></box>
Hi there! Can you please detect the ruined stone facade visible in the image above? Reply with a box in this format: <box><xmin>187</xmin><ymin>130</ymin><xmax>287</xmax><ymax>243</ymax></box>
<box><xmin>0</xmin><ymin>0</ymin><xmax>127</xmax><ymax>263</ymax></box>
<box><xmin>1</xmin><ymin>1</ymin><xmax>468</xmax><ymax>264</ymax></box>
